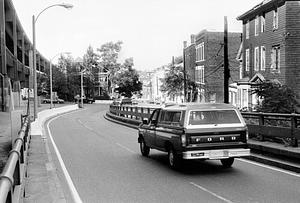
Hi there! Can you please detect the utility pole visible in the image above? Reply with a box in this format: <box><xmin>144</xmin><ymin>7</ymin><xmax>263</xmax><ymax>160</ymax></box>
<box><xmin>183</xmin><ymin>41</ymin><xmax>187</xmax><ymax>102</ymax></box>
<box><xmin>224</xmin><ymin>16</ymin><xmax>229</xmax><ymax>104</ymax></box>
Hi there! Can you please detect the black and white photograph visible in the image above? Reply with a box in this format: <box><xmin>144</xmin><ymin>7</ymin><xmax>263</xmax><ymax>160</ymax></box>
<box><xmin>0</xmin><ymin>0</ymin><xmax>300</xmax><ymax>202</ymax></box>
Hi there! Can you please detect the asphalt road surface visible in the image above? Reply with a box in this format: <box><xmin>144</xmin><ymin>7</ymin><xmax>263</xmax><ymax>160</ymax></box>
<box><xmin>46</xmin><ymin>104</ymin><xmax>300</xmax><ymax>203</ymax></box>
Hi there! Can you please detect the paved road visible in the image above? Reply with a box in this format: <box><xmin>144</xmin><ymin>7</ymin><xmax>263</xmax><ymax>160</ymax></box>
<box><xmin>46</xmin><ymin>104</ymin><xmax>300</xmax><ymax>203</ymax></box>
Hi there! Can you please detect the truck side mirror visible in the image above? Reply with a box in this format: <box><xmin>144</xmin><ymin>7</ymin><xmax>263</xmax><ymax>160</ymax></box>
<box><xmin>142</xmin><ymin>118</ymin><xmax>148</xmax><ymax>124</ymax></box>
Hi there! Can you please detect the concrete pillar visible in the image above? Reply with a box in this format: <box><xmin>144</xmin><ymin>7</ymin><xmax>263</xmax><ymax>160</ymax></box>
<box><xmin>13</xmin><ymin>9</ymin><xmax>18</xmax><ymax>83</ymax></box>
<box><xmin>0</xmin><ymin>0</ymin><xmax>6</xmax><ymax>75</ymax></box>
<box><xmin>0</xmin><ymin>0</ymin><xmax>6</xmax><ymax>111</ymax></box>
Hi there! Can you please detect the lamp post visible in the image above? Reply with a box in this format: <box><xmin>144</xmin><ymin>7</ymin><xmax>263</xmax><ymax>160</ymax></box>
<box><xmin>49</xmin><ymin>52</ymin><xmax>70</xmax><ymax>109</ymax></box>
<box><xmin>75</xmin><ymin>57</ymin><xmax>85</xmax><ymax>108</ymax></box>
<box><xmin>32</xmin><ymin>3</ymin><xmax>73</xmax><ymax>120</ymax></box>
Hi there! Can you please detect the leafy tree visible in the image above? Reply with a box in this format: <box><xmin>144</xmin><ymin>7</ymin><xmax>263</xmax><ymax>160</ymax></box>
<box><xmin>160</xmin><ymin>63</ymin><xmax>184</xmax><ymax>100</ymax></box>
<box><xmin>37</xmin><ymin>73</ymin><xmax>48</xmax><ymax>96</ymax></box>
<box><xmin>252</xmin><ymin>80</ymin><xmax>297</xmax><ymax>113</ymax></box>
<box><xmin>83</xmin><ymin>46</ymin><xmax>99</xmax><ymax>97</ymax></box>
<box><xmin>114</xmin><ymin>58</ymin><xmax>142</xmax><ymax>98</ymax></box>
<box><xmin>97</xmin><ymin>41</ymin><xmax>122</xmax><ymax>93</ymax></box>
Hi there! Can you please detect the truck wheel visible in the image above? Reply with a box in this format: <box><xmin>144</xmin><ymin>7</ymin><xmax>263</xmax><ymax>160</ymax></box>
<box><xmin>221</xmin><ymin>158</ymin><xmax>234</xmax><ymax>168</ymax></box>
<box><xmin>168</xmin><ymin>147</ymin><xmax>181</xmax><ymax>169</ymax></box>
<box><xmin>140</xmin><ymin>139</ymin><xmax>150</xmax><ymax>157</ymax></box>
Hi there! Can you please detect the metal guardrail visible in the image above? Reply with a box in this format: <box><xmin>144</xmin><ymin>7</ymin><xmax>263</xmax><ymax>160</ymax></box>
<box><xmin>109</xmin><ymin>104</ymin><xmax>300</xmax><ymax>147</ymax></box>
<box><xmin>0</xmin><ymin>115</ymin><xmax>30</xmax><ymax>203</ymax></box>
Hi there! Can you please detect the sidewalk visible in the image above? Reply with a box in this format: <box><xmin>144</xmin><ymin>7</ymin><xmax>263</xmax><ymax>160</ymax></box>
<box><xmin>23</xmin><ymin>104</ymin><xmax>78</xmax><ymax>202</ymax></box>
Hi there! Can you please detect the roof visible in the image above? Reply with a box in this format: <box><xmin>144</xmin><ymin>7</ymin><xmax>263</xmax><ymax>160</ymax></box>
<box><xmin>162</xmin><ymin>103</ymin><xmax>236</xmax><ymax>111</ymax></box>
<box><xmin>237</xmin><ymin>0</ymin><xmax>285</xmax><ymax>21</ymax></box>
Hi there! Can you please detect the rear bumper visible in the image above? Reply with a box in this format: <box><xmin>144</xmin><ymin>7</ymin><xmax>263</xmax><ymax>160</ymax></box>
<box><xmin>182</xmin><ymin>148</ymin><xmax>250</xmax><ymax>160</ymax></box>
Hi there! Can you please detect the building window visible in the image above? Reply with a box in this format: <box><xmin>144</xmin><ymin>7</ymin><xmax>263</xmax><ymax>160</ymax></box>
<box><xmin>209</xmin><ymin>93</ymin><xmax>216</xmax><ymax>103</ymax></box>
<box><xmin>245</xmin><ymin>49</ymin><xmax>250</xmax><ymax>71</ymax></box>
<box><xmin>254</xmin><ymin>47</ymin><xmax>259</xmax><ymax>71</ymax></box>
<box><xmin>261</xmin><ymin>46</ymin><xmax>266</xmax><ymax>70</ymax></box>
<box><xmin>271</xmin><ymin>45</ymin><xmax>280</xmax><ymax>71</ymax></box>
<box><xmin>273</xmin><ymin>9</ymin><xmax>278</xmax><ymax>30</ymax></box>
<box><xmin>195</xmin><ymin>66</ymin><xmax>204</xmax><ymax>84</ymax></box>
<box><xmin>196</xmin><ymin>42</ymin><xmax>205</xmax><ymax>62</ymax></box>
<box><xmin>246</xmin><ymin>21</ymin><xmax>249</xmax><ymax>39</ymax></box>
<box><xmin>261</xmin><ymin>14</ymin><xmax>265</xmax><ymax>33</ymax></box>
<box><xmin>242</xmin><ymin>89</ymin><xmax>248</xmax><ymax>108</ymax></box>
<box><xmin>255</xmin><ymin>16</ymin><xmax>259</xmax><ymax>36</ymax></box>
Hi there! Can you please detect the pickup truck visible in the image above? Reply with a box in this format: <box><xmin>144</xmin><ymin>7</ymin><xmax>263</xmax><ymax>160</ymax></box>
<box><xmin>138</xmin><ymin>103</ymin><xmax>250</xmax><ymax>169</ymax></box>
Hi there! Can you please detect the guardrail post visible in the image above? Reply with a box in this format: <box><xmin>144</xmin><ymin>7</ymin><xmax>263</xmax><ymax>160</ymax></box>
<box><xmin>130</xmin><ymin>107</ymin><xmax>133</xmax><ymax>119</ymax></box>
<box><xmin>258</xmin><ymin>112</ymin><xmax>265</xmax><ymax>141</ymax></box>
<box><xmin>141</xmin><ymin>108</ymin><xmax>144</xmax><ymax>121</ymax></box>
<box><xmin>135</xmin><ymin>107</ymin><xmax>138</xmax><ymax>120</ymax></box>
<box><xmin>291</xmin><ymin>114</ymin><xmax>298</xmax><ymax>147</ymax></box>
<box><xmin>14</xmin><ymin>160</ymin><xmax>21</xmax><ymax>186</ymax></box>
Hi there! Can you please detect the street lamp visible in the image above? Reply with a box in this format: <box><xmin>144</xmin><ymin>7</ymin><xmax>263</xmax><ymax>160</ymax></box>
<box><xmin>75</xmin><ymin>57</ymin><xmax>85</xmax><ymax>108</ymax></box>
<box><xmin>32</xmin><ymin>3</ymin><xmax>73</xmax><ymax>120</ymax></box>
<box><xmin>49</xmin><ymin>52</ymin><xmax>71</xmax><ymax>109</ymax></box>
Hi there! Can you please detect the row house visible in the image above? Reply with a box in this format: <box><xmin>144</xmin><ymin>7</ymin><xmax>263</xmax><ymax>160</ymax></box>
<box><xmin>237</xmin><ymin>0</ymin><xmax>300</xmax><ymax>109</ymax></box>
<box><xmin>184</xmin><ymin>30</ymin><xmax>241</xmax><ymax>104</ymax></box>
<box><xmin>140</xmin><ymin>57</ymin><xmax>184</xmax><ymax>104</ymax></box>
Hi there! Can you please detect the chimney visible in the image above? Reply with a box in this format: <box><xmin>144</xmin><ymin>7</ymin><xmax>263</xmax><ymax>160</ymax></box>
<box><xmin>183</xmin><ymin>41</ymin><xmax>187</xmax><ymax>49</ymax></box>
<box><xmin>190</xmin><ymin>34</ymin><xmax>195</xmax><ymax>44</ymax></box>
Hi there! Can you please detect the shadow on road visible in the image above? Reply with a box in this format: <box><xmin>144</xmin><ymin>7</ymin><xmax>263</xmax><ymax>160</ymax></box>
<box><xmin>137</xmin><ymin>152</ymin><xmax>240</xmax><ymax>175</ymax></box>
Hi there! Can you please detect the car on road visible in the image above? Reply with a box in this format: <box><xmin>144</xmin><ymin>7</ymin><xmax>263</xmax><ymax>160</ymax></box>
<box><xmin>138</xmin><ymin>103</ymin><xmax>250</xmax><ymax>169</ymax></box>
<box><xmin>83</xmin><ymin>97</ymin><xmax>95</xmax><ymax>104</ymax></box>
<box><xmin>42</xmin><ymin>97</ymin><xmax>64</xmax><ymax>104</ymax></box>
<box><xmin>112</xmin><ymin>98</ymin><xmax>132</xmax><ymax>106</ymax></box>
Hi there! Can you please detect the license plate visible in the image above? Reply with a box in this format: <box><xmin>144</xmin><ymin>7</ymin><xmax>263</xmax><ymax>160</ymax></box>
<box><xmin>209</xmin><ymin>151</ymin><xmax>224</xmax><ymax>159</ymax></box>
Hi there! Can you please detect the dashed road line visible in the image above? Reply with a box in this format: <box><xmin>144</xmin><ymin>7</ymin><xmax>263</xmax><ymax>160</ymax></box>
<box><xmin>116</xmin><ymin>143</ymin><xmax>135</xmax><ymax>153</ymax></box>
<box><xmin>190</xmin><ymin>182</ymin><xmax>234</xmax><ymax>203</ymax></box>
<box><xmin>77</xmin><ymin>119</ymin><xmax>93</xmax><ymax>130</ymax></box>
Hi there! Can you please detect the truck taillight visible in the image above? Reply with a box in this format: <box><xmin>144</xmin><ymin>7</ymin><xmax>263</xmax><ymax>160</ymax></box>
<box><xmin>181</xmin><ymin>134</ymin><xmax>187</xmax><ymax>147</ymax></box>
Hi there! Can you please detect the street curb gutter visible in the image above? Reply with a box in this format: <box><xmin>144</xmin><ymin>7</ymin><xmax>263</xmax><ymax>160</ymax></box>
<box><xmin>104</xmin><ymin>112</ymin><xmax>300</xmax><ymax>174</ymax></box>
<box><xmin>23</xmin><ymin>105</ymin><xmax>79</xmax><ymax>203</ymax></box>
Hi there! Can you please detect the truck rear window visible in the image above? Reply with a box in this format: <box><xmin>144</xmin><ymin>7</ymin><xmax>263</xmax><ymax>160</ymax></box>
<box><xmin>188</xmin><ymin>110</ymin><xmax>241</xmax><ymax>125</ymax></box>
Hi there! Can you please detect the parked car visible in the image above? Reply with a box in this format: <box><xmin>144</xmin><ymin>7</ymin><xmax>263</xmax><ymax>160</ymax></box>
<box><xmin>120</xmin><ymin>98</ymin><xmax>132</xmax><ymax>105</ymax></box>
<box><xmin>42</xmin><ymin>97</ymin><xmax>64</xmax><ymax>104</ymax></box>
<box><xmin>83</xmin><ymin>97</ymin><xmax>95</xmax><ymax>104</ymax></box>
<box><xmin>138</xmin><ymin>103</ymin><xmax>250</xmax><ymax>169</ymax></box>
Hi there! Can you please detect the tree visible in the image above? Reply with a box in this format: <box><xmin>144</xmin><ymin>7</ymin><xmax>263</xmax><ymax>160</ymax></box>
<box><xmin>160</xmin><ymin>64</ymin><xmax>184</xmax><ymax>100</ymax></box>
<box><xmin>37</xmin><ymin>73</ymin><xmax>48</xmax><ymax>96</ymax></box>
<box><xmin>252</xmin><ymin>80</ymin><xmax>297</xmax><ymax>113</ymax></box>
<box><xmin>114</xmin><ymin>58</ymin><xmax>142</xmax><ymax>98</ymax></box>
<box><xmin>97</xmin><ymin>41</ymin><xmax>122</xmax><ymax>94</ymax></box>
<box><xmin>83</xmin><ymin>46</ymin><xmax>99</xmax><ymax>97</ymax></box>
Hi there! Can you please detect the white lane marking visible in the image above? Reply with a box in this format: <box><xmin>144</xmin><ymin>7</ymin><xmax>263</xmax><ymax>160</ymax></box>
<box><xmin>190</xmin><ymin>182</ymin><xmax>234</xmax><ymax>203</ymax></box>
<box><xmin>77</xmin><ymin>119</ymin><xmax>93</xmax><ymax>130</ymax></box>
<box><xmin>238</xmin><ymin>158</ymin><xmax>300</xmax><ymax>177</ymax></box>
<box><xmin>116</xmin><ymin>143</ymin><xmax>135</xmax><ymax>153</ymax></box>
<box><xmin>47</xmin><ymin>116</ymin><xmax>83</xmax><ymax>203</ymax></box>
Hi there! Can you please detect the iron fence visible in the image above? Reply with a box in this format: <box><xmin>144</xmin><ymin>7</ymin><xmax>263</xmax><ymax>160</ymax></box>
<box><xmin>109</xmin><ymin>104</ymin><xmax>299</xmax><ymax>147</ymax></box>
<box><xmin>0</xmin><ymin>115</ymin><xmax>30</xmax><ymax>203</ymax></box>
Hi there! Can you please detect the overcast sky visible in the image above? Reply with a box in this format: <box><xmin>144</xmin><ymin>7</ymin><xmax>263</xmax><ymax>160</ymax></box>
<box><xmin>12</xmin><ymin>0</ymin><xmax>262</xmax><ymax>71</ymax></box>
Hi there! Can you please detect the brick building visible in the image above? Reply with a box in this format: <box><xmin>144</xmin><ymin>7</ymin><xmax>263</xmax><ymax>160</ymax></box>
<box><xmin>237</xmin><ymin>0</ymin><xmax>300</xmax><ymax>109</ymax></box>
<box><xmin>184</xmin><ymin>30</ymin><xmax>241</xmax><ymax>104</ymax></box>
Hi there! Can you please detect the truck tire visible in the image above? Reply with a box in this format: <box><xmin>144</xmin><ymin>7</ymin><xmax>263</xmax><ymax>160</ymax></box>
<box><xmin>140</xmin><ymin>138</ymin><xmax>150</xmax><ymax>157</ymax></box>
<box><xmin>221</xmin><ymin>158</ymin><xmax>234</xmax><ymax>168</ymax></box>
<box><xmin>168</xmin><ymin>147</ymin><xmax>181</xmax><ymax>169</ymax></box>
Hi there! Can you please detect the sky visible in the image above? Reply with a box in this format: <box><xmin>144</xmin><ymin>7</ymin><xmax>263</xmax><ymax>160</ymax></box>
<box><xmin>12</xmin><ymin>0</ymin><xmax>262</xmax><ymax>71</ymax></box>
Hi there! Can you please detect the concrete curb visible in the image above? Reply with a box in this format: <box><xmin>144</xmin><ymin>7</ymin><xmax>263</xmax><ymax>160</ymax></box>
<box><xmin>105</xmin><ymin>112</ymin><xmax>300</xmax><ymax>173</ymax></box>
<box><xmin>24</xmin><ymin>105</ymin><xmax>79</xmax><ymax>203</ymax></box>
